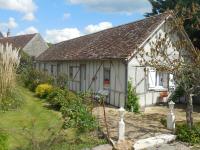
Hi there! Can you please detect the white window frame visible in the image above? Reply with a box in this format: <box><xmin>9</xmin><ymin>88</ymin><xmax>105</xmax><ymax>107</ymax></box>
<box><xmin>148</xmin><ymin>68</ymin><xmax>168</xmax><ymax>91</ymax></box>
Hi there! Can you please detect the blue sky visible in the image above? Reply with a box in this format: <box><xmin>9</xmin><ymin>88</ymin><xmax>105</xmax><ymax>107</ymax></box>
<box><xmin>0</xmin><ymin>0</ymin><xmax>152</xmax><ymax>43</ymax></box>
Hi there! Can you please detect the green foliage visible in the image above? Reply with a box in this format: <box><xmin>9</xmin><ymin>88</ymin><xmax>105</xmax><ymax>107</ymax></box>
<box><xmin>126</xmin><ymin>81</ymin><xmax>140</xmax><ymax>113</ymax></box>
<box><xmin>0</xmin><ymin>88</ymin><xmax>24</xmax><ymax>111</ymax></box>
<box><xmin>35</xmin><ymin>83</ymin><xmax>53</xmax><ymax>98</ymax></box>
<box><xmin>146</xmin><ymin>0</ymin><xmax>200</xmax><ymax>49</ymax></box>
<box><xmin>17</xmin><ymin>50</ymin><xmax>33</xmax><ymax>74</ymax></box>
<box><xmin>55</xmin><ymin>74</ymin><xmax>68</xmax><ymax>89</ymax></box>
<box><xmin>21</xmin><ymin>68</ymin><xmax>53</xmax><ymax>91</ymax></box>
<box><xmin>47</xmin><ymin>87</ymin><xmax>67</xmax><ymax>109</ymax></box>
<box><xmin>61</xmin><ymin>92</ymin><xmax>97</xmax><ymax>132</ymax></box>
<box><xmin>0</xmin><ymin>132</ymin><xmax>8</xmax><ymax>150</ymax></box>
<box><xmin>169</xmin><ymin>85</ymin><xmax>185</xmax><ymax>102</ymax></box>
<box><xmin>176</xmin><ymin>122</ymin><xmax>200</xmax><ymax>144</ymax></box>
<box><xmin>78</xmin><ymin>92</ymin><xmax>93</xmax><ymax>112</ymax></box>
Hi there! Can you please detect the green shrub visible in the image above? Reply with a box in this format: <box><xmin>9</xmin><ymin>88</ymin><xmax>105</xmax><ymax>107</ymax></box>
<box><xmin>61</xmin><ymin>92</ymin><xmax>97</xmax><ymax>132</ymax></box>
<box><xmin>169</xmin><ymin>85</ymin><xmax>185</xmax><ymax>102</ymax></box>
<box><xmin>176</xmin><ymin>123</ymin><xmax>200</xmax><ymax>144</ymax></box>
<box><xmin>126</xmin><ymin>81</ymin><xmax>140</xmax><ymax>113</ymax></box>
<box><xmin>21</xmin><ymin>68</ymin><xmax>53</xmax><ymax>91</ymax></box>
<box><xmin>55</xmin><ymin>74</ymin><xmax>69</xmax><ymax>89</ymax></box>
<box><xmin>78</xmin><ymin>92</ymin><xmax>93</xmax><ymax>112</ymax></box>
<box><xmin>0</xmin><ymin>88</ymin><xmax>24</xmax><ymax>111</ymax></box>
<box><xmin>17</xmin><ymin>50</ymin><xmax>33</xmax><ymax>74</ymax></box>
<box><xmin>35</xmin><ymin>83</ymin><xmax>53</xmax><ymax>98</ymax></box>
<box><xmin>0</xmin><ymin>132</ymin><xmax>8</xmax><ymax>150</ymax></box>
<box><xmin>47</xmin><ymin>87</ymin><xmax>67</xmax><ymax>109</ymax></box>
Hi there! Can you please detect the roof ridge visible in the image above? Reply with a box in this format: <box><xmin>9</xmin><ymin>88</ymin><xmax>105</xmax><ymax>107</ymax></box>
<box><xmin>1</xmin><ymin>33</ymin><xmax>37</xmax><ymax>39</ymax></box>
<box><xmin>53</xmin><ymin>11</ymin><xmax>172</xmax><ymax>46</ymax></box>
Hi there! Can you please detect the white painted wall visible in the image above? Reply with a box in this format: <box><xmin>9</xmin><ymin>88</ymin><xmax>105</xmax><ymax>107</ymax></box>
<box><xmin>128</xmin><ymin>21</ymin><xmax>178</xmax><ymax>107</ymax></box>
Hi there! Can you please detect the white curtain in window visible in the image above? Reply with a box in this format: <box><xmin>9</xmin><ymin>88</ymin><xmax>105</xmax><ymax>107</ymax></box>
<box><xmin>163</xmin><ymin>73</ymin><xmax>168</xmax><ymax>88</ymax></box>
<box><xmin>169</xmin><ymin>74</ymin><xmax>175</xmax><ymax>88</ymax></box>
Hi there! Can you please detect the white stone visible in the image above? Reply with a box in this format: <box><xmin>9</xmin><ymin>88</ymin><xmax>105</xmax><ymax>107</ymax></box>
<box><xmin>133</xmin><ymin>134</ymin><xmax>176</xmax><ymax>150</ymax></box>
<box><xmin>118</xmin><ymin>107</ymin><xmax>125</xmax><ymax>141</ymax></box>
<box><xmin>92</xmin><ymin>144</ymin><xmax>113</xmax><ymax>150</ymax></box>
<box><xmin>167</xmin><ymin>112</ymin><xmax>175</xmax><ymax>130</ymax></box>
<box><xmin>118</xmin><ymin>119</ymin><xmax>125</xmax><ymax>141</ymax></box>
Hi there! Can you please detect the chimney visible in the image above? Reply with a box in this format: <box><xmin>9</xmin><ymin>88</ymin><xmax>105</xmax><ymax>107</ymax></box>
<box><xmin>7</xmin><ymin>29</ymin><xmax>10</xmax><ymax>37</ymax></box>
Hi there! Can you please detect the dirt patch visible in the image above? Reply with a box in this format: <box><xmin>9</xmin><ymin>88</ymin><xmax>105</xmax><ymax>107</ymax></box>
<box><xmin>93</xmin><ymin>104</ymin><xmax>200</xmax><ymax>142</ymax></box>
<box><xmin>145</xmin><ymin>104</ymin><xmax>200</xmax><ymax>123</ymax></box>
<box><xmin>93</xmin><ymin>106</ymin><xmax>170</xmax><ymax>142</ymax></box>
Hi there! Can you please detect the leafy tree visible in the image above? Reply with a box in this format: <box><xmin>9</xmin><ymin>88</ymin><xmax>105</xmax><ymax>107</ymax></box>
<box><xmin>146</xmin><ymin>0</ymin><xmax>200</xmax><ymax>49</ymax></box>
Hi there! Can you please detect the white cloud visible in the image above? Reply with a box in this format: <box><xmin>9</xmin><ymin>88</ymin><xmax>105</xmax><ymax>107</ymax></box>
<box><xmin>0</xmin><ymin>0</ymin><xmax>37</xmax><ymax>21</ymax></box>
<box><xmin>17</xmin><ymin>26</ymin><xmax>38</xmax><ymax>35</ymax></box>
<box><xmin>68</xmin><ymin>0</ymin><xmax>151</xmax><ymax>14</ymax></box>
<box><xmin>0</xmin><ymin>17</ymin><xmax>18</xmax><ymax>30</ymax></box>
<box><xmin>84</xmin><ymin>22</ymin><xmax>113</xmax><ymax>34</ymax></box>
<box><xmin>63</xmin><ymin>13</ymin><xmax>71</xmax><ymax>20</ymax></box>
<box><xmin>45</xmin><ymin>28</ymin><xmax>81</xmax><ymax>43</ymax></box>
<box><xmin>23</xmin><ymin>13</ymin><xmax>35</xmax><ymax>21</ymax></box>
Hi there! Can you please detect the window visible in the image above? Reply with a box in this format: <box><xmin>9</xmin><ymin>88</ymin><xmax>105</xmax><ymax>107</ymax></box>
<box><xmin>39</xmin><ymin>63</ymin><xmax>41</xmax><ymax>71</ymax></box>
<box><xmin>80</xmin><ymin>64</ymin><xmax>86</xmax><ymax>80</ymax></box>
<box><xmin>69</xmin><ymin>66</ymin><xmax>73</xmax><ymax>79</ymax></box>
<box><xmin>148</xmin><ymin>68</ymin><xmax>168</xmax><ymax>90</ymax></box>
<box><xmin>156</xmin><ymin>72</ymin><xmax>164</xmax><ymax>86</ymax></box>
<box><xmin>148</xmin><ymin>68</ymin><xmax>156</xmax><ymax>88</ymax></box>
<box><xmin>57</xmin><ymin>64</ymin><xmax>61</xmax><ymax>75</ymax></box>
<box><xmin>43</xmin><ymin>63</ymin><xmax>46</xmax><ymax>72</ymax></box>
<box><xmin>104</xmin><ymin>68</ymin><xmax>110</xmax><ymax>88</ymax></box>
<box><xmin>51</xmin><ymin>65</ymin><xmax>53</xmax><ymax>75</ymax></box>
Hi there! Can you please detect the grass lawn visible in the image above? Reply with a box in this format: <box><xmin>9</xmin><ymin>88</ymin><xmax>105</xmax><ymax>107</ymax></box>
<box><xmin>0</xmin><ymin>86</ymin><xmax>63</xmax><ymax>149</ymax></box>
<box><xmin>0</xmin><ymin>86</ymin><xmax>107</xmax><ymax>150</ymax></box>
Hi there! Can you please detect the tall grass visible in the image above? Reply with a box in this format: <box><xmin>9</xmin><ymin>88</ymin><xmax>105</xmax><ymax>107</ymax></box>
<box><xmin>0</xmin><ymin>44</ymin><xmax>20</xmax><ymax>103</ymax></box>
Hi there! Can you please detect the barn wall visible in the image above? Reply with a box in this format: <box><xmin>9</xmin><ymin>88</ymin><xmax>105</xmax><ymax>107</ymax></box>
<box><xmin>36</xmin><ymin>60</ymin><xmax>126</xmax><ymax>107</ymax></box>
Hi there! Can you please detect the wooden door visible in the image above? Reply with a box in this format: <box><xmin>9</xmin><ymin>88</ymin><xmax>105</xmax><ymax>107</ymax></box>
<box><xmin>80</xmin><ymin>64</ymin><xmax>86</xmax><ymax>92</ymax></box>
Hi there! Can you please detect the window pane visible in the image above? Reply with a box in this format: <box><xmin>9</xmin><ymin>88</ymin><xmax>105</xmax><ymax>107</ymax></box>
<box><xmin>104</xmin><ymin>68</ymin><xmax>110</xmax><ymax>88</ymax></box>
<box><xmin>69</xmin><ymin>66</ymin><xmax>73</xmax><ymax>79</ymax></box>
<box><xmin>51</xmin><ymin>65</ymin><xmax>53</xmax><ymax>75</ymax></box>
<box><xmin>57</xmin><ymin>64</ymin><xmax>60</xmax><ymax>75</ymax></box>
<box><xmin>158</xmin><ymin>72</ymin><xmax>164</xmax><ymax>86</ymax></box>
<box><xmin>148</xmin><ymin>69</ymin><xmax>156</xmax><ymax>88</ymax></box>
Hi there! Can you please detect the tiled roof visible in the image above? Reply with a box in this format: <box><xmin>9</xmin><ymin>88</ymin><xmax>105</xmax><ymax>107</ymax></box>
<box><xmin>0</xmin><ymin>33</ymin><xmax>36</xmax><ymax>49</ymax></box>
<box><xmin>37</xmin><ymin>12</ymin><xmax>172</xmax><ymax>61</ymax></box>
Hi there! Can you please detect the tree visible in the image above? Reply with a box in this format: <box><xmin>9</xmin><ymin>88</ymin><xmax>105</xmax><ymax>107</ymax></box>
<box><xmin>137</xmin><ymin>14</ymin><xmax>200</xmax><ymax>128</ymax></box>
<box><xmin>146</xmin><ymin>0</ymin><xmax>200</xmax><ymax>49</ymax></box>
